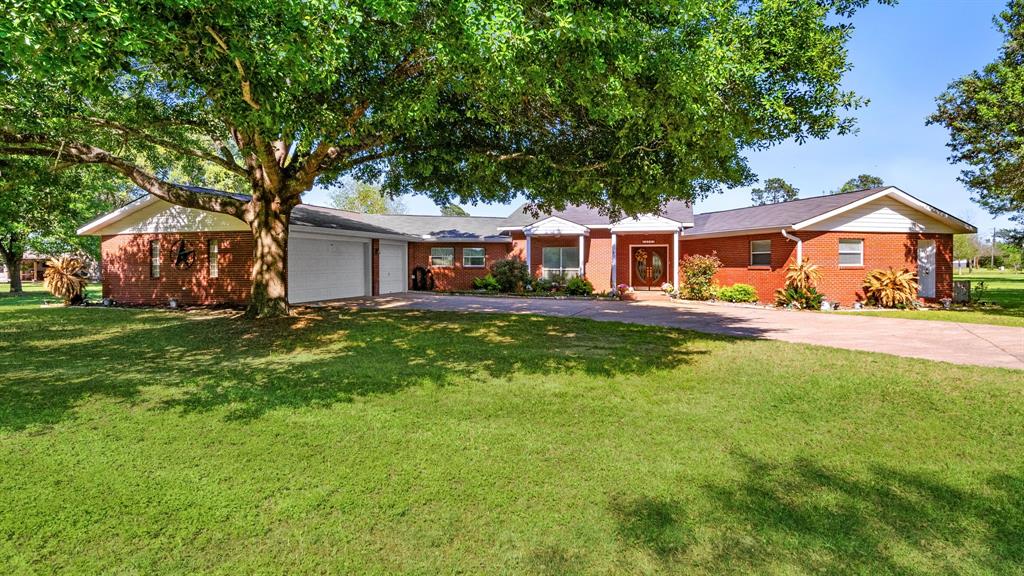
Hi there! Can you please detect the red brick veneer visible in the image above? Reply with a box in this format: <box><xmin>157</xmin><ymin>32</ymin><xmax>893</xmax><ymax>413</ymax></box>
<box><xmin>101</xmin><ymin>232</ymin><xmax>253</xmax><ymax>305</ymax></box>
<box><xmin>406</xmin><ymin>242</ymin><xmax>512</xmax><ymax>291</ymax></box>
<box><xmin>680</xmin><ymin>231</ymin><xmax>953</xmax><ymax>305</ymax></box>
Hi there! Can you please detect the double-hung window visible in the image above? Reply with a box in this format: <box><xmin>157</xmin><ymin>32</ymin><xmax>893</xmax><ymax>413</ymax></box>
<box><xmin>430</xmin><ymin>247</ymin><xmax>454</xmax><ymax>267</ymax></box>
<box><xmin>209</xmin><ymin>240</ymin><xmax>220</xmax><ymax>278</ymax></box>
<box><xmin>541</xmin><ymin>246</ymin><xmax>580</xmax><ymax>279</ymax></box>
<box><xmin>750</xmin><ymin>240</ymin><xmax>772</xmax><ymax>267</ymax></box>
<box><xmin>839</xmin><ymin>239</ymin><xmax>864</xmax><ymax>267</ymax></box>
<box><xmin>149</xmin><ymin>240</ymin><xmax>161</xmax><ymax>278</ymax></box>
<box><xmin>462</xmin><ymin>247</ymin><xmax>485</xmax><ymax>268</ymax></box>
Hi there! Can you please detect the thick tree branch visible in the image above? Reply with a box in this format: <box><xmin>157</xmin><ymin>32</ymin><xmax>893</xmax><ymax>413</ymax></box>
<box><xmin>0</xmin><ymin>135</ymin><xmax>246</xmax><ymax>218</ymax></box>
<box><xmin>73</xmin><ymin>116</ymin><xmax>248</xmax><ymax>177</ymax></box>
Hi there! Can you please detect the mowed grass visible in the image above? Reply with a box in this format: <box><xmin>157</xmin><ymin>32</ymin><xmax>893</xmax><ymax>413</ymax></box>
<box><xmin>1</xmin><ymin>286</ymin><xmax>1023</xmax><ymax>574</ymax></box>
<box><xmin>856</xmin><ymin>270</ymin><xmax>1024</xmax><ymax>327</ymax></box>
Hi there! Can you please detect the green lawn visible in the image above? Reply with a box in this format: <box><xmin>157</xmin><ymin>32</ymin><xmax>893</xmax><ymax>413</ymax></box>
<box><xmin>1</xmin><ymin>286</ymin><xmax>1022</xmax><ymax>574</ymax></box>
<box><xmin>855</xmin><ymin>270</ymin><xmax>1024</xmax><ymax>327</ymax></box>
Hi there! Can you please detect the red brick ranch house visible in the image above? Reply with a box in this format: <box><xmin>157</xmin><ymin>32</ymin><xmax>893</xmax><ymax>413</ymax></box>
<box><xmin>79</xmin><ymin>186</ymin><xmax>975</xmax><ymax>306</ymax></box>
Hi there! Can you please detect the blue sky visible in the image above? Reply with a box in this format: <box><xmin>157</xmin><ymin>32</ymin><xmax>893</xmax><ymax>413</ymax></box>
<box><xmin>304</xmin><ymin>0</ymin><xmax>1012</xmax><ymax>237</ymax></box>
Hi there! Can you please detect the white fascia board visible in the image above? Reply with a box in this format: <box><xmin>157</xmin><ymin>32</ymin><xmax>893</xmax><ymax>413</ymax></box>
<box><xmin>791</xmin><ymin>187</ymin><xmax>976</xmax><ymax>234</ymax></box>
<box><xmin>496</xmin><ymin>226</ymin><xmax>525</xmax><ymax>232</ymax></box>
<box><xmin>77</xmin><ymin>195</ymin><xmax>159</xmax><ymax>236</ymax></box>
<box><xmin>610</xmin><ymin>214</ymin><xmax>683</xmax><ymax>233</ymax></box>
<box><xmin>879</xmin><ymin>188</ymin><xmax>977</xmax><ymax>233</ymax></box>
<box><xmin>524</xmin><ymin>216</ymin><xmax>589</xmax><ymax>236</ymax></box>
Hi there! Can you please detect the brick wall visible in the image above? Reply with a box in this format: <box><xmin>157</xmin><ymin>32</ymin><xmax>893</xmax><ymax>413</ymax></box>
<box><xmin>407</xmin><ymin>242</ymin><xmax>512</xmax><ymax>291</ymax></box>
<box><xmin>800</xmin><ymin>231</ymin><xmax>953</xmax><ymax>304</ymax></box>
<box><xmin>680</xmin><ymin>233</ymin><xmax>795</xmax><ymax>303</ymax></box>
<box><xmin>102</xmin><ymin>232</ymin><xmax>253</xmax><ymax>305</ymax></box>
<box><xmin>680</xmin><ymin>231</ymin><xmax>954</xmax><ymax>305</ymax></box>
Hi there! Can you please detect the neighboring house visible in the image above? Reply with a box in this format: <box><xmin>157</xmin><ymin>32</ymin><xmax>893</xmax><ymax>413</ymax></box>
<box><xmin>78</xmin><ymin>186</ymin><xmax>975</xmax><ymax>306</ymax></box>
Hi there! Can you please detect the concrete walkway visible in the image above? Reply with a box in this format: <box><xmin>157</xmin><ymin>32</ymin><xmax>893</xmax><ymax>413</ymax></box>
<box><xmin>350</xmin><ymin>293</ymin><xmax>1024</xmax><ymax>370</ymax></box>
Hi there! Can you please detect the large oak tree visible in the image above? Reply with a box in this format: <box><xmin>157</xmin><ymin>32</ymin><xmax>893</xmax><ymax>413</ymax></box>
<box><xmin>0</xmin><ymin>0</ymin><xmax>884</xmax><ymax>316</ymax></box>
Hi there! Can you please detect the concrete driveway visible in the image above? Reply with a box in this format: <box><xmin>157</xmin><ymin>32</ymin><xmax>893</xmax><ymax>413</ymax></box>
<box><xmin>350</xmin><ymin>293</ymin><xmax>1024</xmax><ymax>370</ymax></box>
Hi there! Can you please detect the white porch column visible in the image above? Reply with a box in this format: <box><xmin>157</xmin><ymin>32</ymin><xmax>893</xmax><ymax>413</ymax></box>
<box><xmin>578</xmin><ymin>234</ymin><xmax>585</xmax><ymax>277</ymax></box>
<box><xmin>610</xmin><ymin>233</ymin><xmax>618</xmax><ymax>287</ymax></box>
<box><xmin>673</xmin><ymin>230</ymin><xmax>680</xmax><ymax>290</ymax></box>
<box><xmin>525</xmin><ymin>233</ymin><xmax>532</xmax><ymax>276</ymax></box>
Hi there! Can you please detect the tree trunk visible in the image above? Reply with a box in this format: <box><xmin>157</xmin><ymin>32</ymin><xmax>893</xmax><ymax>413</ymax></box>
<box><xmin>245</xmin><ymin>199</ymin><xmax>291</xmax><ymax>318</ymax></box>
<box><xmin>1</xmin><ymin>240</ymin><xmax>24</xmax><ymax>294</ymax></box>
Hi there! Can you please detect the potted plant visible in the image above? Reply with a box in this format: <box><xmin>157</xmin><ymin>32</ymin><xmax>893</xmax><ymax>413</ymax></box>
<box><xmin>616</xmin><ymin>283</ymin><xmax>637</xmax><ymax>301</ymax></box>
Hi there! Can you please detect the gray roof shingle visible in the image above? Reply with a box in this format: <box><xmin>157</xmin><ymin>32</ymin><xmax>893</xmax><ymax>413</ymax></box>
<box><xmin>338</xmin><ymin>211</ymin><xmax>511</xmax><ymax>241</ymax></box>
<box><xmin>503</xmin><ymin>200</ymin><xmax>694</xmax><ymax>227</ymax></box>
<box><xmin>688</xmin><ymin>188</ymin><xmax>886</xmax><ymax>235</ymax></box>
<box><xmin>291</xmin><ymin>205</ymin><xmax>420</xmax><ymax>238</ymax></box>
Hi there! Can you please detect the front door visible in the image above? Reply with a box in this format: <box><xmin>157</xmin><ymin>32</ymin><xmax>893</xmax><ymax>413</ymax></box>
<box><xmin>631</xmin><ymin>246</ymin><xmax>667</xmax><ymax>290</ymax></box>
<box><xmin>917</xmin><ymin>239</ymin><xmax>936</xmax><ymax>299</ymax></box>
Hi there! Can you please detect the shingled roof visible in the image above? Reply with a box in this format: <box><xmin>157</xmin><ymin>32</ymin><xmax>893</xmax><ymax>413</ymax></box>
<box><xmin>502</xmin><ymin>200</ymin><xmax>695</xmax><ymax>227</ymax></box>
<box><xmin>688</xmin><ymin>188</ymin><xmax>887</xmax><ymax>236</ymax></box>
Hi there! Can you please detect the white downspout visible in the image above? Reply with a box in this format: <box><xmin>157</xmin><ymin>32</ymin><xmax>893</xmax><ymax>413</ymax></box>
<box><xmin>781</xmin><ymin>229</ymin><xmax>802</xmax><ymax>262</ymax></box>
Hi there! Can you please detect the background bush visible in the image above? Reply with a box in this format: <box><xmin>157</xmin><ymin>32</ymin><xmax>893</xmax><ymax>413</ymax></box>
<box><xmin>472</xmin><ymin>274</ymin><xmax>501</xmax><ymax>292</ymax></box>
<box><xmin>680</xmin><ymin>253</ymin><xmax>722</xmax><ymax>300</ymax></box>
<box><xmin>565</xmin><ymin>276</ymin><xmax>594</xmax><ymax>296</ymax></box>
<box><xmin>490</xmin><ymin>258</ymin><xmax>531</xmax><ymax>293</ymax></box>
<box><xmin>717</xmin><ymin>283</ymin><xmax>759</xmax><ymax>303</ymax></box>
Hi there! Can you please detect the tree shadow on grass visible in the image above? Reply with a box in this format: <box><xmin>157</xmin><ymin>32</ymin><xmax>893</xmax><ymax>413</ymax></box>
<box><xmin>0</xmin><ymin>306</ymin><xmax>720</xmax><ymax>430</ymax></box>
<box><xmin>605</xmin><ymin>453</ymin><xmax>1024</xmax><ymax>574</ymax></box>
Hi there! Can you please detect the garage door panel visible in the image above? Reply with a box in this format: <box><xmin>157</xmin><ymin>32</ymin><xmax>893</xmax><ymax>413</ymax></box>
<box><xmin>288</xmin><ymin>236</ymin><xmax>366</xmax><ymax>303</ymax></box>
<box><xmin>379</xmin><ymin>242</ymin><xmax>406</xmax><ymax>294</ymax></box>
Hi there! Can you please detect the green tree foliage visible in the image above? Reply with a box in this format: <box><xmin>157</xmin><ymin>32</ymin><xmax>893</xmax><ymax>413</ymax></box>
<box><xmin>954</xmin><ymin>234</ymin><xmax>982</xmax><ymax>268</ymax></box>
<box><xmin>831</xmin><ymin>174</ymin><xmax>885</xmax><ymax>195</ymax></box>
<box><xmin>329</xmin><ymin>181</ymin><xmax>405</xmax><ymax>214</ymax></box>
<box><xmin>0</xmin><ymin>0</ymin><xmax>887</xmax><ymax>316</ymax></box>
<box><xmin>439</xmin><ymin>204</ymin><xmax>470</xmax><ymax>217</ymax></box>
<box><xmin>751</xmin><ymin>178</ymin><xmax>799</xmax><ymax>206</ymax></box>
<box><xmin>0</xmin><ymin>159</ymin><xmax>130</xmax><ymax>292</ymax></box>
<box><xmin>931</xmin><ymin>1</ymin><xmax>1024</xmax><ymax>226</ymax></box>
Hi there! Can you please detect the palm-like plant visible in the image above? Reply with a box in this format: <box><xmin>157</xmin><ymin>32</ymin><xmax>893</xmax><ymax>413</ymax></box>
<box><xmin>784</xmin><ymin>258</ymin><xmax>822</xmax><ymax>292</ymax></box>
<box><xmin>43</xmin><ymin>256</ymin><xmax>88</xmax><ymax>305</ymax></box>
<box><xmin>863</xmin><ymin>268</ymin><xmax>920</xmax><ymax>309</ymax></box>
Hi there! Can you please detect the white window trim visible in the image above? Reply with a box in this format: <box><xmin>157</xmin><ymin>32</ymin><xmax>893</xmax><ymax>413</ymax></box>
<box><xmin>541</xmin><ymin>246</ymin><xmax>581</xmax><ymax>279</ymax></box>
<box><xmin>838</xmin><ymin>238</ymin><xmax>864</xmax><ymax>267</ymax></box>
<box><xmin>750</xmin><ymin>240</ymin><xmax>772</xmax><ymax>267</ymax></box>
<box><xmin>462</xmin><ymin>247</ymin><xmax>486</xmax><ymax>268</ymax></box>
<box><xmin>430</xmin><ymin>247</ymin><xmax>454</xmax><ymax>267</ymax></box>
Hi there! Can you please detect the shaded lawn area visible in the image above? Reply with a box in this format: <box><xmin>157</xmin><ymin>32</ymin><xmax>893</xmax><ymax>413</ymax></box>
<box><xmin>856</xmin><ymin>271</ymin><xmax>1024</xmax><ymax>327</ymax></box>
<box><xmin>1</xmin><ymin>291</ymin><xmax>1022</xmax><ymax>574</ymax></box>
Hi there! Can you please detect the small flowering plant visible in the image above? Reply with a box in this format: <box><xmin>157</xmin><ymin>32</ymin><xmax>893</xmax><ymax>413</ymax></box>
<box><xmin>661</xmin><ymin>282</ymin><xmax>675</xmax><ymax>294</ymax></box>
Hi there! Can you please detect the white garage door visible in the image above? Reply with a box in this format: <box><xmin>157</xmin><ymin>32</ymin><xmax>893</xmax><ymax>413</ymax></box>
<box><xmin>379</xmin><ymin>242</ymin><xmax>407</xmax><ymax>294</ymax></box>
<box><xmin>288</xmin><ymin>236</ymin><xmax>367</xmax><ymax>303</ymax></box>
